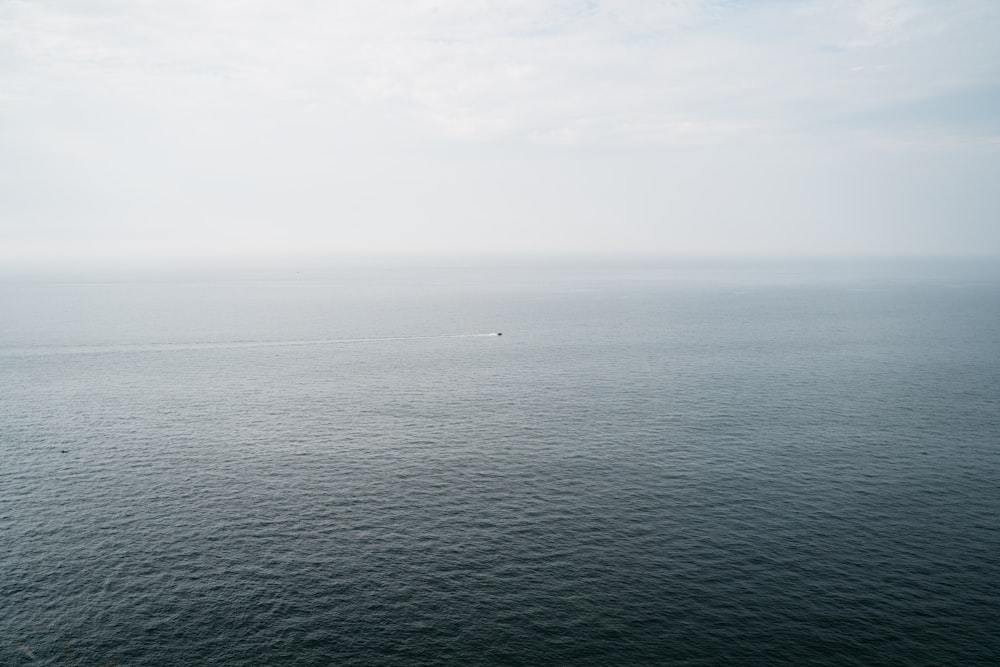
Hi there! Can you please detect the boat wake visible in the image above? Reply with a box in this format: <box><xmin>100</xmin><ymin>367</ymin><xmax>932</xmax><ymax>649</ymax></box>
<box><xmin>0</xmin><ymin>333</ymin><xmax>504</xmax><ymax>358</ymax></box>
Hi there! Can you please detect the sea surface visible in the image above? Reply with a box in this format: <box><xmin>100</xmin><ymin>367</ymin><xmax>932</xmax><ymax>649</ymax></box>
<box><xmin>2</xmin><ymin>258</ymin><xmax>999</xmax><ymax>666</ymax></box>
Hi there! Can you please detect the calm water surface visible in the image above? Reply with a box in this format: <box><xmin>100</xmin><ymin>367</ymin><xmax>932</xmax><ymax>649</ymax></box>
<box><xmin>2</xmin><ymin>259</ymin><xmax>999</xmax><ymax>665</ymax></box>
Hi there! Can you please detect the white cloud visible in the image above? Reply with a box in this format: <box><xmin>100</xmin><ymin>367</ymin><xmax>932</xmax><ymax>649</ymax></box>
<box><xmin>4</xmin><ymin>0</ymin><xmax>997</xmax><ymax>143</ymax></box>
<box><xmin>1</xmin><ymin>0</ymin><xmax>998</xmax><ymax>258</ymax></box>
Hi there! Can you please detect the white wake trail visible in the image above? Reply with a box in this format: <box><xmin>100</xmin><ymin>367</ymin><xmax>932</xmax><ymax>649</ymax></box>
<box><xmin>0</xmin><ymin>333</ymin><xmax>504</xmax><ymax>357</ymax></box>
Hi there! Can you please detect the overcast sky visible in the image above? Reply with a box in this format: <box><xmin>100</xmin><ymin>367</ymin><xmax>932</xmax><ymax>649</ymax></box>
<box><xmin>2</xmin><ymin>0</ymin><xmax>998</xmax><ymax>260</ymax></box>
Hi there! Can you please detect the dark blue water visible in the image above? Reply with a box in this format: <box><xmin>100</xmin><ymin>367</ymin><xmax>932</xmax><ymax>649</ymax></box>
<box><xmin>2</xmin><ymin>259</ymin><xmax>999</xmax><ymax>665</ymax></box>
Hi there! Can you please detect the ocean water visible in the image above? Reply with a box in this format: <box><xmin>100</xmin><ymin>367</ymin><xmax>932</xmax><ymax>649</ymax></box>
<box><xmin>2</xmin><ymin>258</ymin><xmax>999</xmax><ymax>666</ymax></box>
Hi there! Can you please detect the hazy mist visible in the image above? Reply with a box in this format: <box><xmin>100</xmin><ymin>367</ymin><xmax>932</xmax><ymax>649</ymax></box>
<box><xmin>2</xmin><ymin>0</ymin><xmax>998</xmax><ymax>261</ymax></box>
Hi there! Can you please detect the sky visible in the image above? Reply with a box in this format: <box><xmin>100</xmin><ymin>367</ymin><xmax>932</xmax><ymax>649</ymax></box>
<box><xmin>1</xmin><ymin>0</ymin><xmax>998</xmax><ymax>261</ymax></box>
